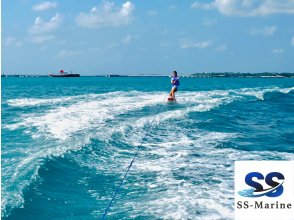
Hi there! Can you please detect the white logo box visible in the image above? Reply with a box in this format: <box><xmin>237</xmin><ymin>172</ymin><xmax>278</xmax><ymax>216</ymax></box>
<box><xmin>235</xmin><ymin>161</ymin><xmax>294</xmax><ymax>220</ymax></box>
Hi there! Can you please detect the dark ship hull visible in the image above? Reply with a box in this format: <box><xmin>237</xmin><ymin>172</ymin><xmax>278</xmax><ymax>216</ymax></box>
<box><xmin>49</xmin><ymin>73</ymin><xmax>80</xmax><ymax>77</ymax></box>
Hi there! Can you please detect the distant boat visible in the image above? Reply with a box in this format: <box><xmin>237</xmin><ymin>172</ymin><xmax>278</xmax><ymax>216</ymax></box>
<box><xmin>49</xmin><ymin>70</ymin><xmax>80</xmax><ymax>77</ymax></box>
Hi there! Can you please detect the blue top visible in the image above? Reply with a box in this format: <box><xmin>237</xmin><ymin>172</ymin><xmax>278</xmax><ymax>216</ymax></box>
<box><xmin>171</xmin><ymin>76</ymin><xmax>180</xmax><ymax>86</ymax></box>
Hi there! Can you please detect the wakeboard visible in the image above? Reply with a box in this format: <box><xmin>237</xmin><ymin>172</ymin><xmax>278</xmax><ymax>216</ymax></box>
<box><xmin>167</xmin><ymin>97</ymin><xmax>176</xmax><ymax>102</ymax></box>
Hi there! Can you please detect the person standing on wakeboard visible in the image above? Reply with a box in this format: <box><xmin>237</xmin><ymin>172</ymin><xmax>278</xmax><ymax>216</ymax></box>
<box><xmin>169</xmin><ymin>71</ymin><xmax>180</xmax><ymax>99</ymax></box>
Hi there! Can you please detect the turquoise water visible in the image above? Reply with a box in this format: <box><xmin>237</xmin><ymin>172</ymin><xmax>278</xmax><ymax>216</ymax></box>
<box><xmin>2</xmin><ymin>77</ymin><xmax>294</xmax><ymax>219</ymax></box>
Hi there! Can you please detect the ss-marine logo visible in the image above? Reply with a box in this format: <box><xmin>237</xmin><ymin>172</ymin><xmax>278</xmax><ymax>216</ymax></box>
<box><xmin>238</xmin><ymin>172</ymin><xmax>284</xmax><ymax>198</ymax></box>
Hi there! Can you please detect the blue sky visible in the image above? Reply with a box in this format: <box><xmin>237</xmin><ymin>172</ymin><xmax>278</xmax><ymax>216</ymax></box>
<box><xmin>2</xmin><ymin>0</ymin><xmax>294</xmax><ymax>75</ymax></box>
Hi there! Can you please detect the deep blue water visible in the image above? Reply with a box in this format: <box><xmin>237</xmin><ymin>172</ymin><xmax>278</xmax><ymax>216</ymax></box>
<box><xmin>1</xmin><ymin>77</ymin><xmax>294</xmax><ymax>219</ymax></box>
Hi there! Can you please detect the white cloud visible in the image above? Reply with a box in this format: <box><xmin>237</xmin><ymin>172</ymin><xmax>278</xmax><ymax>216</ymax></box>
<box><xmin>105</xmin><ymin>43</ymin><xmax>118</xmax><ymax>50</ymax></box>
<box><xmin>216</xmin><ymin>44</ymin><xmax>227</xmax><ymax>52</ymax></box>
<box><xmin>168</xmin><ymin>5</ymin><xmax>177</xmax><ymax>10</ymax></box>
<box><xmin>30</xmin><ymin>35</ymin><xmax>55</xmax><ymax>44</ymax></box>
<box><xmin>122</xmin><ymin>35</ymin><xmax>136</xmax><ymax>44</ymax></box>
<box><xmin>249</xmin><ymin>26</ymin><xmax>277</xmax><ymax>37</ymax></box>
<box><xmin>202</xmin><ymin>18</ymin><xmax>218</xmax><ymax>26</ymax></box>
<box><xmin>291</xmin><ymin>37</ymin><xmax>294</xmax><ymax>46</ymax></box>
<box><xmin>191</xmin><ymin>1</ymin><xmax>214</xmax><ymax>10</ymax></box>
<box><xmin>180</xmin><ymin>39</ymin><xmax>213</xmax><ymax>49</ymax></box>
<box><xmin>76</xmin><ymin>1</ymin><xmax>134</xmax><ymax>28</ymax></box>
<box><xmin>33</xmin><ymin>1</ymin><xmax>57</xmax><ymax>11</ymax></box>
<box><xmin>5</xmin><ymin>37</ymin><xmax>23</xmax><ymax>47</ymax></box>
<box><xmin>160</xmin><ymin>40</ymin><xmax>170</xmax><ymax>48</ymax></box>
<box><xmin>191</xmin><ymin>0</ymin><xmax>294</xmax><ymax>16</ymax></box>
<box><xmin>29</xmin><ymin>13</ymin><xmax>62</xmax><ymax>34</ymax></box>
<box><xmin>147</xmin><ymin>10</ymin><xmax>158</xmax><ymax>16</ymax></box>
<box><xmin>58</xmin><ymin>50</ymin><xmax>82</xmax><ymax>58</ymax></box>
<box><xmin>272</xmin><ymin>48</ymin><xmax>284</xmax><ymax>54</ymax></box>
<box><xmin>86</xmin><ymin>43</ymin><xmax>118</xmax><ymax>53</ymax></box>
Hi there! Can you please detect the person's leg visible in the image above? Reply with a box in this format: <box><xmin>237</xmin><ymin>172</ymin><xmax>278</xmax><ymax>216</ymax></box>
<box><xmin>173</xmin><ymin>87</ymin><xmax>177</xmax><ymax>98</ymax></box>
<box><xmin>169</xmin><ymin>88</ymin><xmax>173</xmax><ymax>97</ymax></box>
<box><xmin>171</xmin><ymin>87</ymin><xmax>176</xmax><ymax>98</ymax></box>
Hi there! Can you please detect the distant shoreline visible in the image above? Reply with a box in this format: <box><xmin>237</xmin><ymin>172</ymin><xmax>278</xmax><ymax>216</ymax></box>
<box><xmin>1</xmin><ymin>72</ymin><xmax>294</xmax><ymax>78</ymax></box>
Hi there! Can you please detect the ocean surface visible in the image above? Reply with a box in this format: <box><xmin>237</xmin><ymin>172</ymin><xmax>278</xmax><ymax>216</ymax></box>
<box><xmin>1</xmin><ymin>77</ymin><xmax>294</xmax><ymax>219</ymax></box>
